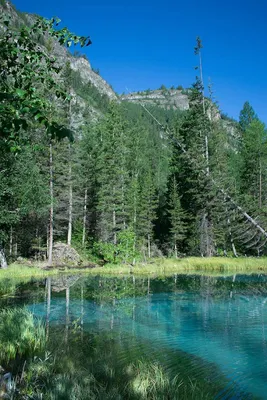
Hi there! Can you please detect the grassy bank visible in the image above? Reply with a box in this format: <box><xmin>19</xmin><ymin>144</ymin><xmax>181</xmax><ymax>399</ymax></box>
<box><xmin>1</xmin><ymin>257</ymin><xmax>267</xmax><ymax>281</ymax></box>
<box><xmin>94</xmin><ymin>257</ymin><xmax>267</xmax><ymax>277</ymax></box>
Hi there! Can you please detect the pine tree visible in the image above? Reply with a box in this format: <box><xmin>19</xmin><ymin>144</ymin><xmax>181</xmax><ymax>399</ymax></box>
<box><xmin>137</xmin><ymin>170</ymin><xmax>158</xmax><ymax>258</ymax></box>
<box><xmin>168</xmin><ymin>176</ymin><xmax>187</xmax><ymax>257</ymax></box>
<box><xmin>176</xmin><ymin>78</ymin><xmax>215</xmax><ymax>256</ymax></box>
<box><xmin>240</xmin><ymin>119</ymin><xmax>267</xmax><ymax>209</ymax></box>
<box><xmin>239</xmin><ymin>101</ymin><xmax>257</xmax><ymax>132</ymax></box>
<box><xmin>96</xmin><ymin>103</ymin><xmax>129</xmax><ymax>244</ymax></box>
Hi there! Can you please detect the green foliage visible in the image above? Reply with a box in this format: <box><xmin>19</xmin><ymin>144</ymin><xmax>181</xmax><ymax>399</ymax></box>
<box><xmin>0</xmin><ymin>0</ymin><xmax>7</xmax><ymax>8</ymax></box>
<box><xmin>116</xmin><ymin>227</ymin><xmax>138</xmax><ymax>263</ymax></box>
<box><xmin>1</xmin><ymin>6</ymin><xmax>267</xmax><ymax>263</ymax></box>
<box><xmin>0</xmin><ymin>14</ymin><xmax>91</xmax><ymax>148</ymax></box>
<box><xmin>239</xmin><ymin>101</ymin><xmax>257</xmax><ymax>132</ymax></box>
<box><xmin>0</xmin><ymin>308</ymin><xmax>45</xmax><ymax>362</ymax></box>
<box><xmin>92</xmin><ymin>66</ymin><xmax>100</xmax><ymax>75</ymax></box>
<box><xmin>168</xmin><ymin>176</ymin><xmax>187</xmax><ymax>255</ymax></box>
<box><xmin>93</xmin><ymin>241</ymin><xmax>117</xmax><ymax>263</ymax></box>
<box><xmin>67</xmin><ymin>68</ymin><xmax>109</xmax><ymax>112</ymax></box>
<box><xmin>159</xmin><ymin>84</ymin><xmax>169</xmax><ymax>97</ymax></box>
<box><xmin>94</xmin><ymin>228</ymin><xmax>138</xmax><ymax>264</ymax></box>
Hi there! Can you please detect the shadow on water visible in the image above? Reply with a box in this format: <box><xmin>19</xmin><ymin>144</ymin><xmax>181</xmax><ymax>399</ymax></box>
<box><xmin>0</xmin><ymin>273</ymin><xmax>266</xmax><ymax>399</ymax></box>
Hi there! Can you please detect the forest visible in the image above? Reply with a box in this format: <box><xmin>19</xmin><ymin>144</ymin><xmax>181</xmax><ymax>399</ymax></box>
<box><xmin>1</xmin><ymin>2</ymin><xmax>267</xmax><ymax>269</ymax></box>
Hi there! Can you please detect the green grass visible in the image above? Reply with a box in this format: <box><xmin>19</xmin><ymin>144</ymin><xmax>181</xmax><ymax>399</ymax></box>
<box><xmin>84</xmin><ymin>256</ymin><xmax>267</xmax><ymax>277</ymax></box>
<box><xmin>2</xmin><ymin>256</ymin><xmax>267</xmax><ymax>281</ymax></box>
<box><xmin>0</xmin><ymin>308</ymin><xmax>46</xmax><ymax>363</ymax></box>
<box><xmin>0</xmin><ymin>264</ymin><xmax>92</xmax><ymax>281</ymax></box>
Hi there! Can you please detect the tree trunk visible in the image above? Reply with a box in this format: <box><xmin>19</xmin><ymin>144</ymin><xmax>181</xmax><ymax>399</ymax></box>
<box><xmin>228</xmin><ymin>217</ymin><xmax>238</xmax><ymax>257</ymax></box>
<box><xmin>259</xmin><ymin>159</ymin><xmax>262</xmax><ymax>209</ymax></box>
<box><xmin>199</xmin><ymin>50</ymin><xmax>206</xmax><ymax>115</ymax></box>
<box><xmin>82</xmin><ymin>188</ymin><xmax>88</xmax><ymax>247</ymax></box>
<box><xmin>113</xmin><ymin>209</ymin><xmax>117</xmax><ymax>245</ymax></box>
<box><xmin>0</xmin><ymin>246</ymin><xmax>7</xmax><ymax>269</ymax></box>
<box><xmin>48</xmin><ymin>143</ymin><xmax>54</xmax><ymax>266</ymax></box>
<box><xmin>14</xmin><ymin>239</ymin><xmax>17</xmax><ymax>259</ymax></box>
<box><xmin>67</xmin><ymin>144</ymin><xmax>73</xmax><ymax>246</ymax></box>
<box><xmin>174</xmin><ymin>241</ymin><xmax>178</xmax><ymax>259</ymax></box>
<box><xmin>9</xmin><ymin>226</ymin><xmax>13</xmax><ymax>257</ymax></box>
<box><xmin>148</xmin><ymin>234</ymin><xmax>151</xmax><ymax>258</ymax></box>
<box><xmin>132</xmin><ymin>184</ymin><xmax>137</xmax><ymax>265</ymax></box>
<box><xmin>200</xmin><ymin>212</ymin><xmax>215</xmax><ymax>257</ymax></box>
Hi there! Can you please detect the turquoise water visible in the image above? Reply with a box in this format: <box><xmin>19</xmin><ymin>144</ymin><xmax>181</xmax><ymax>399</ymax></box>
<box><xmin>3</xmin><ymin>274</ymin><xmax>267</xmax><ymax>398</ymax></box>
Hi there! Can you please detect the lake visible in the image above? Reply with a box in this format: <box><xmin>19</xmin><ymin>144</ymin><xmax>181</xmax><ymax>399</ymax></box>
<box><xmin>1</xmin><ymin>273</ymin><xmax>267</xmax><ymax>399</ymax></box>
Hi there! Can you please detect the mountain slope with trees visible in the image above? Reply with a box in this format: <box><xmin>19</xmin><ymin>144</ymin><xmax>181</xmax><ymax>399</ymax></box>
<box><xmin>1</xmin><ymin>0</ymin><xmax>267</xmax><ymax>268</ymax></box>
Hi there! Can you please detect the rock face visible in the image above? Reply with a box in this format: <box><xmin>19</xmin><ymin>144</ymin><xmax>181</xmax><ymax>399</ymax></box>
<box><xmin>70</xmin><ymin>57</ymin><xmax>116</xmax><ymax>100</ymax></box>
<box><xmin>121</xmin><ymin>89</ymin><xmax>189</xmax><ymax>111</ymax></box>
<box><xmin>52</xmin><ymin>242</ymin><xmax>81</xmax><ymax>266</ymax></box>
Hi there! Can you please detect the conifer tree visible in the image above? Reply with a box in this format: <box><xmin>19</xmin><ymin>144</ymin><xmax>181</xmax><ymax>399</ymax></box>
<box><xmin>240</xmin><ymin>119</ymin><xmax>267</xmax><ymax>210</ymax></box>
<box><xmin>137</xmin><ymin>170</ymin><xmax>158</xmax><ymax>258</ymax></box>
<box><xmin>177</xmin><ymin>78</ymin><xmax>215</xmax><ymax>256</ymax></box>
<box><xmin>96</xmin><ymin>103</ymin><xmax>129</xmax><ymax>244</ymax></box>
<box><xmin>168</xmin><ymin>176</ymin><xmax>187</xmax><ymax>258</ymax></box>
<box><xmin>239</xmin><ymin>101</ymin><xmax>257</xmax><ymax>132</ymax></box>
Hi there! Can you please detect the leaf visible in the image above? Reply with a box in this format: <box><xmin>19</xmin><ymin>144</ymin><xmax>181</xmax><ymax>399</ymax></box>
<box><xmin>34</xmin><ymin>113</ymin><xmax>42</xmax><ymax>121</ymax></box>
<box><xmin>15</xmin><ymin>89</ymin><xmax>27</xmax><ymax>98</ymax></box>
<box><xmin>21</xmin><ymin>107</ymin><xmax>30</xmax><ymax>114</ymax></box>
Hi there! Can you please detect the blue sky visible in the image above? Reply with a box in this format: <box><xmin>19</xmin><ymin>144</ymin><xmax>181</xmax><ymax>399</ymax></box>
<box><xmin>12</xmin><ymin>0</ymin><xmax>267</xmax><ymax>123</ymax></box>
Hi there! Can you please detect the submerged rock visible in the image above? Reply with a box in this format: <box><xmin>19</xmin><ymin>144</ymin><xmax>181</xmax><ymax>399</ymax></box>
<box><xmin>51</xmin><ymin>275</ymin><xmax>81</xmax><ymax>292</ymax></box>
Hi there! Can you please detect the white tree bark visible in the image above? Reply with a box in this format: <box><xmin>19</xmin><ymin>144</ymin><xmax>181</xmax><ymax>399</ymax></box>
<box><xmin>67</xmin><ymin>145</ymin><xmax>73</xmax><ymax>246</ymax></box>
<box><xmin>9</xmin><ymin>226</ymin><xmax>13</xmax><ymax>257</ymax></box>
<box><xmin>82</xmin><ymin>188</ymin><xmax>88</xmax><ymax>247</ymax></box>
<box><xmin>48</xmin><ymin>143</ymin><xmax>54</xmax><ymax>266</ymax></box>
<box><xmin>0</xmin><ymin>246</ymin><xmax>7</xmax><ymax>269</ymax></box>
<box><xmin>148</xmin><ymin>234</ymin><xmax>151</xmax><ymax>258</ymax></box>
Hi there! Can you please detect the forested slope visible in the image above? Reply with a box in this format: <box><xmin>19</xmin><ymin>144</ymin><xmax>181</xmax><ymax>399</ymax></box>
<box><xmin>1</xmin><ymin>0</ymin><xmax>267</xmax><ymax>268</ymax></box>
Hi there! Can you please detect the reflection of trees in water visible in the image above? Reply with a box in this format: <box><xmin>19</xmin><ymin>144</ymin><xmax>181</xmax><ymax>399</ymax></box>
<box><xmin>2</xmin><ymin>274</ymin><xmax>267</xmax><ymax>399</ymax></box>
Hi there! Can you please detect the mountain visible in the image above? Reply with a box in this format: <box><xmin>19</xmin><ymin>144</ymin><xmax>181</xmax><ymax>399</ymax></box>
<box><xmin>0</xmin><ymin>0</ymin><xmax>240</xmax><ymax>134</ymax></box>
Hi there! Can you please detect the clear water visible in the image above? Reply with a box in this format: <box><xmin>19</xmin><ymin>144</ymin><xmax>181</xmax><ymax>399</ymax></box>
<box><xmin>2</xmin><ymin>273</ymin><xmax>267</xmax><ymax>399</ymax></box>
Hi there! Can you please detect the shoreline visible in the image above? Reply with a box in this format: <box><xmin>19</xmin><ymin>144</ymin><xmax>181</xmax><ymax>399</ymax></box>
<box><xmin>1</xmin><ymin>257</ymin><xmax>267</xmax><ymax>281</ymax></box>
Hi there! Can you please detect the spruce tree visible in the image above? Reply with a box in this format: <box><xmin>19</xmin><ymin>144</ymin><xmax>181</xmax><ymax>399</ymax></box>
<box><xmin>96</xmin><ymin>103</ymin><xmax>129</xmax><ymax>245</ymax></box>
<box><xmin>168</xmin><ymin>176</ymin><xmax>187</xmax><ymax>258</ymax></box>
<box><xmin>239</xmin><ymin>101</ymin><xmax>257</xmax><ymax>132</ymax></box>
<box><xmin>177</xmin><ymin>78</ymin><xmax>215</xmax><ymax>256</ymax></box>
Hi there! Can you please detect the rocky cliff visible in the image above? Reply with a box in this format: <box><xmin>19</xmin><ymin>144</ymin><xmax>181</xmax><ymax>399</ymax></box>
<box><xmin>121</xmin><ymin>89</ymin><xmax>190</xmax><ymax>111</ymax></box>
